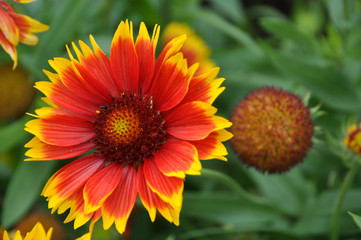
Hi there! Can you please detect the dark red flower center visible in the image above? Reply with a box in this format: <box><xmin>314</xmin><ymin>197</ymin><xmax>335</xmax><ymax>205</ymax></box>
<box><xmin>92</xmin><ymin>92</ymin><xmax>167</xmax><ymax>166</ymax></box>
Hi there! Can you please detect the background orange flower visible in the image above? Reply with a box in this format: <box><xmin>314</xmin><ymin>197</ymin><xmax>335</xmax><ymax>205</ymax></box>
<box><xmin>0</xmin><ymin>0</ymin><xmax>48</xmax><ymax>69</ymax></box>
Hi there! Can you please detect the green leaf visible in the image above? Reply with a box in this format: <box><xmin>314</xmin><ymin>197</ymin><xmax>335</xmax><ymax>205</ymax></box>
<box><xmin>349</xmin><ymin>211</ymin><xmax>361</xmax><ymax>230</ymax></box>
<box><xmin>177</xmin><ymin>225</ymin><xmax>294</xmax><ymax>240</ymax></box>
<box><xmin>0</xmin><ymin>160</ymin><xmax>11</xmax><ymax>180</ymax></box>
<box><xmin>260</xmin><ymin>17</ymin><xmax>318</xmax><ymax>52</ymax></box>
<box><xmin>1</xmin><ymin>160</ymin><xmax>56</xmax><ymax>228</ymax></box>
<box><xmin>182</xmin><ymin>192</ymin><xmax>288</xmax><ymax>229</ymax></box>
<box><xmin>247</xmin><ymin>168</ymin><xmax>316</xmax><ymax>215</ymax></box>
<box><xmin>209</xmin><ymin>0</ymin><xmax>245</xmax><ymax>24</ymax></box>
<box><xmin>195</xmin><ymin>10</ymin><xmax>263</xmax><ymax>56</ymax></box>
<box><xmin>265</xmin><ymin>47</ymin><xmax>361</xmax><ymax>112</ymax></box>
<box><xmin>33</xmin><ymin>0</ymin><xmax>92</xmax><ymax>69</ymax></box>
<box><xmin>327</xmin><ymin>0</ymin><xmax>354</xmax><ymax>31</ymax></box>
<box><xmin>0</xmin><ymin>117</ymin><xmax>29</xmax><ymax>154</ymax></box>
<box><xmin>291</xmin><ymin>189</ymin><xmax>361</xmax><ymax>235</ymax></box>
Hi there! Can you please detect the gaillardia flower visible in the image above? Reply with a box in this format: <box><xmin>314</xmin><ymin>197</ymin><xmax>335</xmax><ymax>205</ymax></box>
<box><xmin>344</xmin><ymin>124</ymin><xmax>361</xmax><ymax>154</ymax></box>
<box><xmin>230</xmin><ymin>87</ymin><xmax>313</xmax><ymax>173</ymax></box>
<box><xmin>162</xmin><ymin>22</ymin><xmax>215</xmax><ymax>75</ymax></box>
<box><xmin>0</xmin><ymin>0</ymin><xmax>49</xmax><ymax>69</ymax></box>
<box><xmin>3</xmin><ymin>222</ymin><xmax>52</xmax><ymax>240</ymax></box>
<box><xmin>25</xmin><ymin>20</ymin><xmax>232</xmax><ymax>235</ymax></box>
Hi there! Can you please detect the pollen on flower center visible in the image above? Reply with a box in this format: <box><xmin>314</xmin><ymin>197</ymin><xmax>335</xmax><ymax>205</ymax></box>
<box><xmin>104</xmin><ymin>108</ymin><xmax>141</xmax><ymax>144</ymax></box>
<box><xmin>93</xmin><ymin>92</ymin><xmax>167</xmax><ymax>166</ymax></box>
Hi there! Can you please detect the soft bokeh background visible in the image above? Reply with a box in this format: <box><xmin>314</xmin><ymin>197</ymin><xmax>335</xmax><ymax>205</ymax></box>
<box><xmin>1</xmin><ymin>0</ymin><xmax>361</xmax><ymax>239</ymax></box>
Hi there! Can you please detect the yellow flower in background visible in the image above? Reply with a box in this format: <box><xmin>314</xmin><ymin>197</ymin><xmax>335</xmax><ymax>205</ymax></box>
<box><xmin>0</xmin><ymin>0</ymin><xmax>49</xmax><ymax>69</ymax></box>
<box><xmin>2</xmin><ymin>222</ymin><xmax>52</xmax><ymax>240</ymax></box>
<box><xmin>1</xmin><ymin>221</ymin><xmax>88</xmax><ymax>240</ymax></box>
<box><xmin>162</xmin><ymin>22</ymin><xmax>216</xmax><ymax>75</ymax></box>
<box><xmin>344</xmin><ymin>124</ymin><xmax>361</xmax><ymax>154</ymax></box>
<box><xmin>12</xmin><ymin>0</ymin><xmax>36</xmax><ymax>3</ymax></box>
<box><xmin>15</xmin><ymin>212</ymin><xmax>65</xmax><ymax>240</ymax></box>
<box><xmin>25</xmin><ymin>20</ymin><xmax>231</xmax><ymax>236</ymax></box>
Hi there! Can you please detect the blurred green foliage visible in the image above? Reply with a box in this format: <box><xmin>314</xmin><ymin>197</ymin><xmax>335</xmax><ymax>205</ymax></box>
<box><xmin>1</xmin><ymin>0</ymin><xmax>361</xmax><ymax>239</ymax></box>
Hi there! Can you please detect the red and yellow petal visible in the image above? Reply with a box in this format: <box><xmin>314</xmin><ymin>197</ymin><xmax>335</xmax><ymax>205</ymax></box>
<box><xmin>83</xmin><ymin>163</ymin><xmax>123</xmax><ymax>214</ymax></box>
<box><xmin>135</xmin><ymin>22</ymin><xmax>159</xmax><ymax>93</ymax></box>
<box><xmin>154</xmin><ymin>140</ymin><xmax>201</xmax><ymax>178</ymax></box>
<box><xmin>110</xmin><ymin>20</ymin><xmax>139</xmax><ymax>93</ymax></box>
<box><xmin>153</xmin><ymin>34</ymin><xmax>186</xmax><ymax>81</ymax></box>
<box><xmin>13</xmin><ymin>0</ymin><xmax>36</xmax><ymax>3</ymax></box>
<box><xmin>66</xmin><ymin>43</ymin><xmax>108</xmax><ymax>101</ymax></box>
<box><xmin>0</xmin><ymin>6</ymin><xmax>19</xmax><ymax>46</ymax></box>
<box><xmin>69</xmin><ymin>36</ymin><xmax>118</xmax><ymax>99</ymax></box>
<box><xmin>42</xmin><ymin>154</ymin><xmax>104</xmax><ymax>213</ymax></box>
<box><xmin>137</xmin><ymin>164</ymin><xmax>180</xmax><ymax>225</ymax></box>
<box><xmin>143</xmin><ymin>159</ymin><xmax>183</xmax><ymax>209</ymax></box>
<box><xmin>0</xmin><ymin>30</ymin><xmax>17</xmax><ymax>69</ymax></box>
<box><xmin>162</xmin><ymin>22</ymin><xmax>216</xmax><ymax>76</ymax></box>
<box><xmin>191</xmin><ymin>129</ymin><xmax>233</xmax><ymax>161</ymax></box>
<box><xmin>48</xmin><ymin>57</ymin><xmax>104</xmax><ymax>107</ymax></box>
<box><xmin>42</xmin><ymin>69</ymin><xmax>60</xmax><ymax>83</ymax></box>
<box><xmin>10</xmin><ymin>12</ymin><xmax>49</xmax><ymax>45</ymax></box>
<box><xmin>35</xmin><ymin>79</ymin><xmax>99</xmax><ymax>117</ymax></box>
<box><xmin>182</xmin><ymin>67</ymin><xmax>225</xmax><ymax>104</ymax></box>
<box><xmin>90</xmin><ymin>35</ymin><xmax>121</xmax><ymax>95</ymax></box>
<box><xmin>102</xmin><ymin>166</ymin><xmax>137</xmax><ymax>233</ymax></box>
<box><xmin>0</xmin><ymin>1</ymin><xmax>47</xmax><ymax>69</ymax></box>
<box><xmin>149</xmin><ymin>52</ymin><xmax>197</xmax><ymax>111</ymax></box>
<box><xmin>58</xmin><ymin>186</ymin><xmax>100</xmax><ymax>229</ymax></box>
<box><xmin>25</xmin><ymin>114</ymin><xmax>95</xmax><ymax>146</ymax></box>
<box><xmin>165</xmin><ymin>101</ymin><xmax>232</xmax><ymax>141</ymax></box>
<box><xmin>25</xmin><ymin>137</ymin><xmax>95</xmax><ymax>160</ymax></box>
<box><xmin>136</xmin><ymin>164</ymin><xmax>156</xmax><ymax>221</ymax></box>
<box><xmin>75</xmin><ymin>215</ymin><xmax>99</xmax><ymax>240</ymax></box>
<box><xmin>26</xmin><ymin>106</ymin><xmax>75</xmax><ymax>121</ymax></box>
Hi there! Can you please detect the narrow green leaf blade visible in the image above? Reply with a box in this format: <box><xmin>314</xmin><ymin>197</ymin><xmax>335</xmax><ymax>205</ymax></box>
<box><xmin>209</xmin><ymin>0</ymin><xmax>245</xmax><ymax>24</ymax></box>
<box><xmin>0</xmin><ymin>117</ymin><xmax>29</xmax><ymax>154</ymax></box>
<box><xmin>33</xmin><ymin>0</ymin><xmax>92</xmax><ymax>69</ymax></box>
<box><xmin>265</xmin><ymin>47</ymin><xmax>361</xmax><ymax>112</ymax></box>
<box><xmin>196</xmin><ymin>9</ymin><xmax>263</xmax><ymax>56</ymax></box>
<box><xmin>1</xmin><ymin>160</ymin><xmax>56</xmax><ymax>228</ymax></box>
<box><xmin>182</xmin><ymin>192</ymin><xmax>288</xmax><ymax>228</ymax></box>
<box><xmin>247</xmin><ymin>168</ymin><xmax>315</xmax><ymax>215</ymax></box>
<box><xmin>260</xmin><ymin>17</ymin><xmax>318</xmax><ymax>52</ymax></box>
<box><xmin>349</xmin><ymin>211</ymin><xmax>361</xmax><ymax>230</ymax></box>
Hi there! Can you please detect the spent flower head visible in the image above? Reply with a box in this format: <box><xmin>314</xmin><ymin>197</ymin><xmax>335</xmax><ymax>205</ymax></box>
<box><xmin>230</xmin><ymin>87</ymin><xmax>313</xmax><ymax>173</ymax></box>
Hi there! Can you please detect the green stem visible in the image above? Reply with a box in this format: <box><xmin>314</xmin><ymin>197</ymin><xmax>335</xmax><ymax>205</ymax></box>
<box><xmin>343</xmin><ymin>0</ymin><xmax>349</xmax><ymax>21</ymax></box>
<box><xmin>200</xmin><ymin>168</ymin><xmax>270</xmax><ymax>206</ymax></box>
<box><xmin>330</xmin><ymin>160</ymin><xmax>360</xmax><ymax>240</ymax></box>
